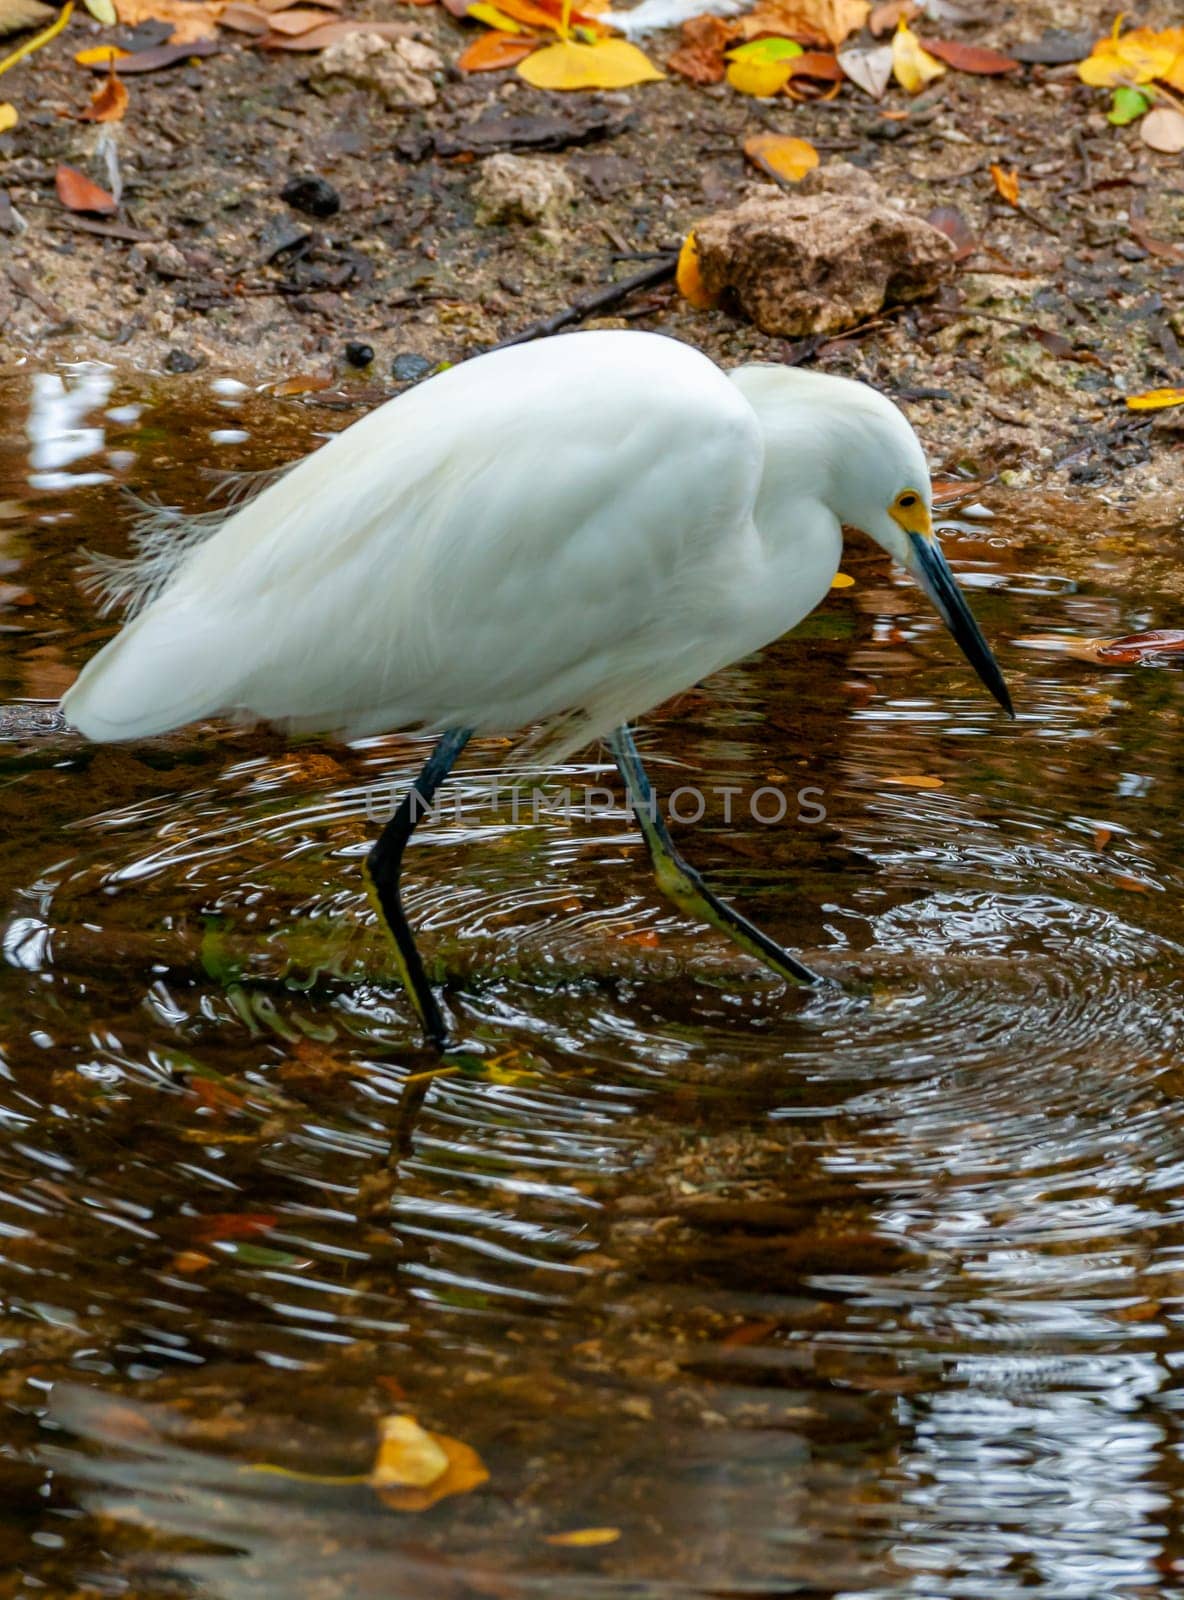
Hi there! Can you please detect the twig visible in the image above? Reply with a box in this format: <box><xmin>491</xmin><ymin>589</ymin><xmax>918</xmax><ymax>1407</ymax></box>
<box><xmin>1073</xmin><ymin>129</ymin><xmax>1092</xmax><ymax>191</ymax></box>
<box><xmin>489</xmin><ymin>256</ymin><xmax>677</xmax><ymax>352</ymax></box>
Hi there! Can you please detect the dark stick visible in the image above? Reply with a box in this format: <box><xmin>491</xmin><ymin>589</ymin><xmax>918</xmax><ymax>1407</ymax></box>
<box><xmin>488</xmin><ymin>254</ymin><xmax>677</xmax><ymax>353</ymax></box>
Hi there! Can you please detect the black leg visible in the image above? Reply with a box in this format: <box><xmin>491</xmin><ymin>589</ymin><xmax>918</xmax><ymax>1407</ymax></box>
<box><xmin>365</xmin><ymin>728</ymin><xmax>473</xmax><ymax>1050</ymax></box>
<box><xmin>608</xmin><ymin>725</ymin><xmax>827</xmax><ymax>988</ymax></box>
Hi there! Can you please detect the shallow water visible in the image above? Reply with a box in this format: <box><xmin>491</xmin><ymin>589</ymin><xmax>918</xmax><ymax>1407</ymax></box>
<box><xmin>2</xmin><ymin>362</ymin><xmax>1183</xmax><ymax>1599</ymax></box>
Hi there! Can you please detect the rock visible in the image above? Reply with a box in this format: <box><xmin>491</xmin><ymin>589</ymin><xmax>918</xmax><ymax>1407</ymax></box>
<box><xmin>282</xmin><ymin>175</ymin><xmax>341</xmax><ymax>219</ymax></box>
<box><xmin>392</xmin><ymin>352</ymin><xmax>432</xmax><ymax>383</ymax></box>
<box><xmin>163</xmin><ymin>348</ymin><xmax>200</xmax><ymax>374</ymax></box>
<box><xmin>473</xmin><ymin>153</ymin><xmax>578</xmax><ymax>230</ymax></box>
<box><xmin>138</xmin><ymin>240</ymin><xmax>188</xmax><ymax>279</ymax></box>
<box><xmin>312</xmin><ymin>32</ymin><xmax>442</xmax><ymax>110</ymax></box>
<box><xmin>694</xmin><ymin>168</ymin><xmax>954</xmax><ymax>337</ymax></box>
<box><xmin>344</xmin><ymin>341</ymin><xmax>374</xmax><ymax>368</ymax></box>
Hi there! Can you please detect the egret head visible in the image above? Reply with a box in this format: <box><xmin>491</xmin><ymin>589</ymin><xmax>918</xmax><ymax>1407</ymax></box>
<box><xmin>736</xmin><ymin>366</ymin><xmax>1013</xmax><ymax>718</ymax></box>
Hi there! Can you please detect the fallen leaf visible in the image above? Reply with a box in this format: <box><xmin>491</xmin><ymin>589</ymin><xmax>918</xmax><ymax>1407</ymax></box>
<box><xmin>917</xmin><ymin>36</ymin><xmax>1018</xmax><ymax>74</ymax></box>
<box><xmin>459</xmin><ymin>29</ymin><xmax>536</xmax><ymax>68</ymax></box>
<box><xmin>1127</xmin><ymin>387</ymin><xmax>1184</xmax><ymax>411</ymax></box>
<box><xmin>885</xmin><ymin>774</ymin><xmax>944</xmax><ymax>788</ymax></box>
<box><xmin>1108</xmin><ymin>83</ymin><xmax>1150</xmax><ymax>124</ymax></box>
<box><xmin>471</xmin><ymin>0</ymin><xmax>604</xmax><ymax>34</ymax></box>
<box><xmin>170</xmin><ymin>1249</ymin><xmax>214</xmax><ymax>1274</ymax></box>
<box><xmin>1077</xmin><ymin>22</ymin><xmax>1184</xmax><ymax>89</ymax></box>
<box><xmin>93</xmin><ymin>36</ymin><xmax>218</xmax><ymax>68</ymax></box>
<box><xmin>0</xmin><ymin>0</ymin><xmax>54</xmax><ymax>36</ymax></box>
<box><xmin>868</xmin><ymin>0</ymin><xmax>914</xmax><ymax>34</ymax></box>
<box><xmin>192</xmin><ymin>1211</ymin><xmax>278</xmax><ymax>1244</ymax></box>
<box><xmin>467</xmin><ymin>0</ymin><xmax>534</xmax><ymax>32</ymax></box>
<box><xmin>544</xmin><ymin>1528</ymin><xmax>621</xmax><ymax>1547</ymax></box>
<box><xmin>1093</xmin><ymin>825</ymin><xmax>1112</xmax><ymax>851</ymax></box>
<box><xmin>727</xmin><ymin>33</ymin><xmax>801</xmax><ymax>61</ymax></box>
<box><xmin>891</xmin><ymin>19</ymin><xmax>944</xmax><ymax>92</ymax></box>
<box><xmin>726</xmin><ymin>54</ymin><xmax>791</xmax><ymax>93</ymax></box>
<box><xmin>0</xmin><ymin>99</ymin><xmax>16</xmax><ymax>128</ymax></box>
<box><xmin>55</xmin><ymin>163</ymin><xmax>117</xmax><ymax>214</ymax></box>
<box><xmin>743</xmin><ymin>131</ymin><xmax>818</xmax><ymax>182</ymax></box>
<box><xmin>837</xmin><ymin>39</ymin><xmax>892</xmax><ymax>96</ymax></box>
<box><xmin>925</xmin><ymin>202</ymin><xmax>976</xmax><ymax>259</ymax></box>
<box><xmin>676</xmin><ymin>229</ymin><xmax>717</xmax><ymax>308</ymax></box>
<box><xmin>516</xmin><ymin>36</ymin><xmax>662</xmax><ymax>89</ymax></box>
<box><xmin>737</xmin><ymin>0</ymin><xmax>867</xmax><ymax>49</ymax></box>
<box><xmin>75</xmin><ymin>41</ymin><xmax>131</xmax><ymax>60</ymax></box>
<box><xmin>218</xmin><ymin>0</ymin><xmax>268</xmax><ymax>27</ymax></box>
<box><xmin>989</xmin><ymin>162</ymin><xmax>1019</xmax><ymax>206</ymax></box>
<box><xmin>371</xmin><ymin>1416</ymin><xmax>489</xmax><ymax>1512</ymax></box>
<box><xmin>830</xmin><ymin>571</ymin><xmax>855</xmax><ymax>587</ymax></box>
<box><xmin>261</xmin><ymin>5</ymin><xmax>337</xmax><ymax>33</ymax></box>
<box><xmin>114</xmin><ymin>0</ymin><xmax>221</xmax><ymax>43</ymax></box>
<box><xmin>80</xmin><ymin>63</ymin><xmax>128</xmax><ymax>121</ymax></box>
<box><xmin>786</xmin><ymin>46</ymin><xmax>841</xmax><ymax>79</ymax></box>
<box><xmin>665</xmin><ymin>12</ymin><xmax>732</xmax><ymax>83</ymax></box>
<box><xmin>259</xmin><ymin>18</ymin><xmax>423</xmax><ymax>48</ymax></box>
<box><xmin>1140</xmin><ymin>105</ymin><xmax>1184</xmax><ymax>153</ymax></box>
<box><xmin>83</xmin><ymin>0</ymin><xmax>117</xmax><ymax>20</ymax></box>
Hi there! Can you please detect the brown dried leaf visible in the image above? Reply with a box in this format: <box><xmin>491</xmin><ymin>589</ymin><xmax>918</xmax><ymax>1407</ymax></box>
<box><xmin>258</xmin><ymin>18</ymin><xmax>416</xmax><ymax>48</ymax></box>
<box><xmin>80</xmin><ymin>65</ymin><xmax>129</xmax><ymax>122</ymax></box>
<box><xmin>918</xmin><ymin>36</ymin><xmax>1019</xmax><ymax>73</ymax></box>
<box><xmin>114</xmin><ymin>0</ymin><xmax>223</xmax><ymax>42</ymax></box>
<box><xmin>0</xmin><ymin>0</ymin><xmax>54</xmax><ymax>37</ymax></box>
<box><xmin>87</xmin><ymin>37</ymin><xmax>219</xmax><ymax>69</ymax></box>
<box><xmin>263</xmin><ymin>5</ymin><xmax>339</xmax><ymax>34</ymax></box>
<box><xmin>868</xmin><ymin>0</ymin><xmax>915</xmax><ymax>34</ymax></box>
<box><xmin>925</xmin><ymin>203</ymin><xmax>976</xmax><ymax>260</ymax></box>
<box><xmin>55</xmin><ymin>163</ymin><xmax>117</xmax><ymax>215</ymax></box>
<box><xmin>667</xmin><ymin>12</ymin><xmax>733</xmax><ymax>83</ymax></box>
<box><xmin>738</xmin><ymin>0</ymin><xmax>868</xmax><ymax>49</ymax></box>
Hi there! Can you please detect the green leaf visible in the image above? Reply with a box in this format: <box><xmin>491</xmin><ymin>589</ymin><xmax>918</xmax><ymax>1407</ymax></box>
<box><xmin>727</xmin><ymin>35</ymin><xmax>804</xmax><ymax>62</ymax></box>
<box><xmin>83</xmin><ymin>0</ymin><xmax>117</xmax><ymax>22</ymax></box>
<box><xmin>1108</xmin><ymin>85</ymin><xmax>1150</xmax><ymax>125</ymax></box>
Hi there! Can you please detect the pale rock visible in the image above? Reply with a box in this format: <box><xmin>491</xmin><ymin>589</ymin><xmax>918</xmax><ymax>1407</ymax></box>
<box><xmin>473</xmin><ymin>154</ymin><xmax>579</xmax><ymax>232</ymax></box>
<box><xmin>313</xmin><ymin>31</ymin><xmax>442</xmax><ymax>110</ymax></box>
<box><xmin>694</xmin><ymin>164</ymin><xmax>954</xmax><ymax>337</ymax></box>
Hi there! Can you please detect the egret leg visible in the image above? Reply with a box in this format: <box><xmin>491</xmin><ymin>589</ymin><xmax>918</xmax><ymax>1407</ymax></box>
<box><xmin>608</xmin><ymin>725</ymin><xmax>826</xmax><ymax>989</ymax></box>
<box><xmin>365</xmin><ymin>729</ymin><xmax>473</xmax><ymax>1050</ymax></box>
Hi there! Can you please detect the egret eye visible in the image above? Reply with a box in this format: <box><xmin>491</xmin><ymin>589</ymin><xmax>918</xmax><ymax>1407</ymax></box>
<box><xmin>897</xmin><ymin>493</ymin><xmax>919</xmax><ymax>508</ymax></box>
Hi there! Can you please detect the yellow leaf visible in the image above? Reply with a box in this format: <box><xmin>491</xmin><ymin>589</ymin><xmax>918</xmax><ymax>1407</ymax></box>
<box><xmin>1077</xmin><ymin>24</ymin><xmax>1184</xmax><ymax>88</ymax></box>
<box><xmin>370</xmin><ymin>1416</ymin><xmax>489</xmax><ymax>1512</ymax></box>
<box><xmin>369</xmin><ymin>1415</ymin><xmax>449</xmax><ymax>1489</ymax></box>
<box><xmin>516</xmin><ymin>35</ymin><xmax>662</xmax><ymax>87</ymax></box>
<box><xmin>75</xmin><ymin>43</ymin><xmax>131</xmax><ymax>61</ymax></box>
<box><xmin>886</xmin><ymin>774</ymin><xmax>944</xmax><ymax>788</ymax></box>
<box><xmin>891</xmin><ymin>18</ymin><xmax>944</xmax><ymax>93</ymax></box>
<box><xmin>676</xmin><ymin>230</ymin><xmax>718</xmax><ymax>310</ymax></box>
<box><xmin>1126</xmin><ymin>387</ymin><xmax>1184</xmax><ymax>411</ymax></box>
<box><xmin>544</xmin><ymin>1527</ymin><xmax>622</xmax><ymax>1547</ymax></box>
<box><xmin>84</xmin><ymin>0</ymin><xmax>117</xmax><ymax>20</ymax></box>
<box><xmin>989</xmin><ymin>162</ymin><xmax>1020</xmax><ymax>206</ymax></box>
<box><xmin>467</xmin><ymin>1</ymin><xmax>534</xmax><ymax>33</ymax></box>
<box><xmin>726</xmin><ymin>55</ymin><xmax>791</xmax><ymax>95</ymax></box>
<box><xmin>830</xmin><ymin>571</ymin><xmax>855</xmax><ymax>588</ymax></box>
<box><xmin>743</xmin><ymin>131</ymin><xmax>819</xmax><ymax>182</ymax></box>
<box><xmin>0</xmin><ymin>100</ymin><xmax>16</xmax><ymax>130</ymax></box>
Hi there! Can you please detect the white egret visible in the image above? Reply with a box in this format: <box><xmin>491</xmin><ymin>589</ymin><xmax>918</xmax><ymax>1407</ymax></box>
<box><xmin>62</xmin><ymin>330</ymin><xmax>1011</xmax><ymax>1047</ymax></box>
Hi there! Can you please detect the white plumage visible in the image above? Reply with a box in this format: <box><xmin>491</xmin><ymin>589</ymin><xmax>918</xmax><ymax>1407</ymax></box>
<box><xmin>62</xmin><ymin>330</ymin><xmax>998</xmax><ymax>758</ymax></box>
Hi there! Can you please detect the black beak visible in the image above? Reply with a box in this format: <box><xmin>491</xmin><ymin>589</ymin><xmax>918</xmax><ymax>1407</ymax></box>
<box><xmin>907</xmin><ymin>532</ymin><xmax>1014</xmax><ymax>717</ymax></box>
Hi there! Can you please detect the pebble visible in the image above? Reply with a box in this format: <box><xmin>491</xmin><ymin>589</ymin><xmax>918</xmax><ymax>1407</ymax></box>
<box><xmin>345</xmin><ymin>342</ymin><xmax>374</xmax><ymax>368</ymax></box>
<box><xmin>164</xmin><ymin>349</ymin><xmax>200</xmax><ymax>374</ymax></box>
<box><xmin>282</xmin><ymin>175</ymin><xmax>342</xmax><ymax>220</ymax></box>
<box><xmin>392</xmin><ymin>352</ymin><xmax>432</xmax><ymax>383</ymax></box>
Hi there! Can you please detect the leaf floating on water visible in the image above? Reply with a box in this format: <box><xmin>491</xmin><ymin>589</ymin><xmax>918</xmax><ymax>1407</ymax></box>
<box><xmin>517</xmin><ymin>37</ymin><xmax>662</xmax><ymax>89</ymax></box>
<box><xmin>988</xmin><ymin>161</ymin><xmax>1020</xmax><ymax>206</ymax></box>
<box><xmin>885</xmin><ymin>774</ymin><xmax>944</xmax><ymax>789</ymax></box>
<box><xmin>371</xmin><ymin>1414</ymin><xmax>489</xmax><ymax>1511</ymax></box>
<box><xmin>55</xmin><ymin>163</ymin><xmax>118</xmax><ymax>214</ymax></box>
<box><xmin>1140</xmin><ymin>106</ymin><xmax>1184</xmax><ymax>153</ymax></box>
<box><xmin>830</xmin><ymin>571</ymin><xmax>855</xmax><ymax>588</ymax></box>
<box><xmin>891</xmin><ymin>19</ymin><xmax>945</xmax><ymax>92</ymax></box>
<box><xmin>742</xmin><ymin>131</ymin><xmax>818</xmax><ymax>182</ymax></box>
<box><xmin>544</xmin><ymin>1527</ymin><xmax>622</xmax><ymax>1547</ymax></box>
<box><xmin>1015</xmin><ymin>629</ymin><xmax>1184</xmax><ymax>665</ymax></box>
<box><xmin>1126</xmin><ymin>387</ymin><xmax>1184</xmax><ymax>411</ymax></box>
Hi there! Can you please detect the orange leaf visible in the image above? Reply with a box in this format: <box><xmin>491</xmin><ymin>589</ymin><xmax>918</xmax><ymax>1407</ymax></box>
<box><xmin>113</xmin><ymin>0</ymin><xmax>221</xmax><ymax>44</ymax></box>
<box><xmin>544</xmin><ymin>1528</ymin><xmax>622</xmax><ymax>1547</ymax></box>
<box><xmin>55</xmin><ymin>163</ymin><xmax>117</xmax><ymax>214</ymax></box>
<box><xmin>192</xmin><ymin>1212</ymin><xmax>278</xmax><ymax>1244</ymax></box>
<box><xmin>459</xmin><ymin>30</ymin><xmax>537</xmax><ymax>69</ymax></box>
<box><xmin>666</xmin><ymin>14</ymin><xmax>732</xmax><ymax>83</ymax></box>
<box><xmin>676</xmin><ymin>230</ymin><xmax>717</xmax><ymax>309</ymax></box>
<box><xmin>885</xmin><ymin>774</ymin><xmax>944</xmax><ymax>788</ymax></box>
<box><xmin>743</xmin><ymin>131</ymin><xmax>819</xmax><ymax>181</ymax></box>
<box><xmin>830</xmin><ymin>571</ymin><xmax>855</xmax><ymax>588</ymax></box>
<box><xmin>1126</xmin><ymin>386</ymin><xmax>1184</xmax><ymax>411</ymax></box>
<box><xmin>268</xmin><ymin>373</ymin><xmax>334</xmax><ymax>396</ymax></box>
<box><xmin>989</xmin><ymin>162</ymin><xmax>1020</xmax><ymax>206</ymax></box>
<box><xmin>80</xmin><ymin>65</ymin><xmax>129</xmax><ymax>122</ymax></box>
<box><xmin>74</xmin><ymin>43</ymin><xmax>132</xmax><ymax>63</ymax></box>
<box><xmin>371</xmin><ymin>1416</ymin><xmax>489</xmax><ymax>1511</ymax></box>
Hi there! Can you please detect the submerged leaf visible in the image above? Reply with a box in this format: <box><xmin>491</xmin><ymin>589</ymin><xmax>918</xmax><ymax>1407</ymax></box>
<box><xmin>371</xmin><ymin>1416</ymin><xmax>490</xmax><ymax>1511</ymax></box>
<box><xmin>516</xmin><ymin>36</ymin><xmax>662</xmax><ymax>88</ymax></box>
<box><xmin>545</xmin><ymin>1527</ymin><xmax>622</xmax><ymax>1547</ymax></box>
